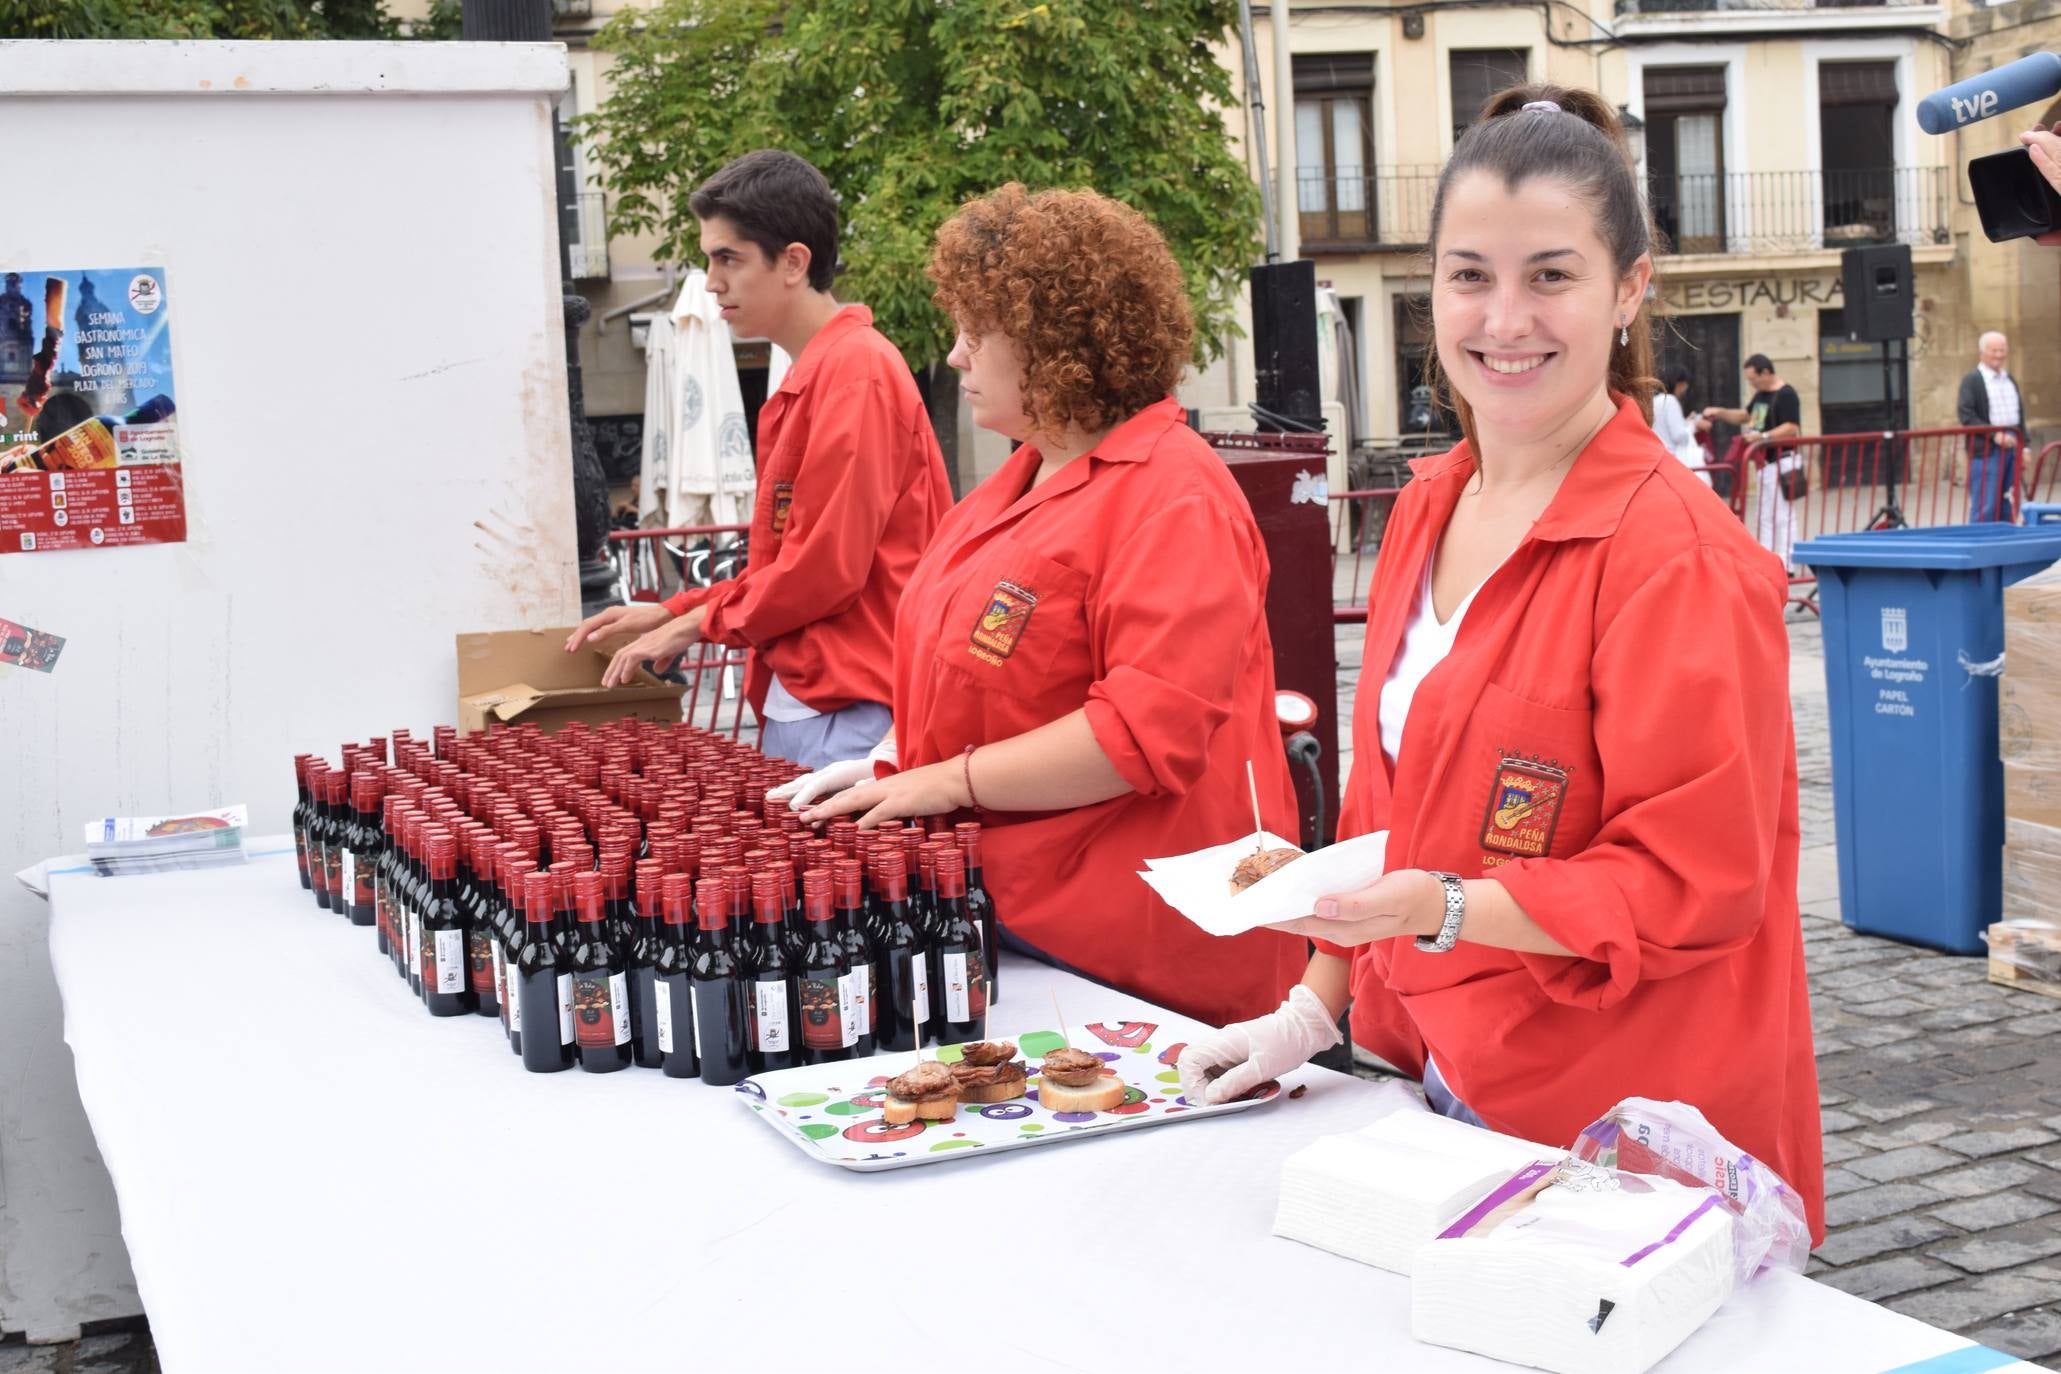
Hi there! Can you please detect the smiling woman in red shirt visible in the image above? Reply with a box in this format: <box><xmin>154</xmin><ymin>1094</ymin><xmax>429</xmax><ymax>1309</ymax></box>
<box><xmin>1178</xmin><ymin>86</ymin><xmax>1825</xmax><ymax>1243</ymax></box>
<box><xmin>800</xmin><ymin>185</ymin><xmax>1306</xmax><ymax>1029</ymax></box>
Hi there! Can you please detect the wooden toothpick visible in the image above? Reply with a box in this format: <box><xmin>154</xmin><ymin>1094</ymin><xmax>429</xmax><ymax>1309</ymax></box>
<box><xmin>1051</xmin><ymin>988</ymin><xmax>1070</xmax><ymax>1049</ymax></box>
<box><xmin>1245</xmin><ymin>759</ymin><xmax>1265</xmax><ymax>852</ymax></box>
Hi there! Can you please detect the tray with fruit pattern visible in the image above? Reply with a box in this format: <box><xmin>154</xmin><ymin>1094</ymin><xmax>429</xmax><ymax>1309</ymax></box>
<box><xmin>734</xmin><ymin>1017</ymin><xmax>1281</xmax><ymax>1172</ymax></box>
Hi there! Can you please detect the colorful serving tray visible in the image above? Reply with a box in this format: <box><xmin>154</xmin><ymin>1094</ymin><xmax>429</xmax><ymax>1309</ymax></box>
<box><xmin>734</xmin><ymin>1016</ymin><xmax>1281</xmax><ymax>1172</ymax></box>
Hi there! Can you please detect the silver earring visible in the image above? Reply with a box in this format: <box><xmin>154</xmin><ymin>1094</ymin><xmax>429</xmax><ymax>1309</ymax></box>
<box><xmin>1619</xmin><ymin>319</ymin><xmax>1629</xmax><ymax>346</ymax></box>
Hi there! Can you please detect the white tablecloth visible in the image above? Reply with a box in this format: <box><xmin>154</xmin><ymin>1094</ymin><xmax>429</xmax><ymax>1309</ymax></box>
<box><xmin>43</xmin><ymin>843</ymin><xmax>2011</xmax><ymax>1374</ymax></box>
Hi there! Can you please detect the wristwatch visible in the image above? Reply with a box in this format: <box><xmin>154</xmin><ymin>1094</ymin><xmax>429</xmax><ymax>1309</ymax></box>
<box><xmin>1415</xmin><ymin>872</ymin><xmax>1467</xmax><ymax>953</ymax></box>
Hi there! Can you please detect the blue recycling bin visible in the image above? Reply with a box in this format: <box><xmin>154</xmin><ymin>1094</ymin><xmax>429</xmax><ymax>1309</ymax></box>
<box><xmin>1795</xmin><ymin>525</ymin><xmax>2061</xmax><ymax>953</ymax></box>
<box><xmin>2026</xmin><ymin>503</ymin><xmax>2061</xmax><ymax>525</ymax></box>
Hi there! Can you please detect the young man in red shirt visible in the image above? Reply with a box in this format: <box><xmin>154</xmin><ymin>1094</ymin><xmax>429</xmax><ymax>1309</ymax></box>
<box><xmin>568</xmin><ymin>150</ymin><xmax>951</xmax><ymax>769</ymax></box>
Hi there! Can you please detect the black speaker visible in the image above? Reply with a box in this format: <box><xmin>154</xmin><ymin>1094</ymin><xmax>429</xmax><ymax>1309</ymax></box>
<box><xmin>1839</xmin><ymin>243</ymin><xmax>1914</xmax><ymax>343</ymax></box>
<box><xmin>1250</xmin><ymin>260</ymin><xmax>1324</xmax><ymax>432</ymax></box>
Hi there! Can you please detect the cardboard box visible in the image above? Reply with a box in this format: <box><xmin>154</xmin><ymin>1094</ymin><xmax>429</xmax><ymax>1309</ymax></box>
<box><xmin>455</xmin><ymin>627</ymin><xmax>682</xmax><ymax>734</ymax></box>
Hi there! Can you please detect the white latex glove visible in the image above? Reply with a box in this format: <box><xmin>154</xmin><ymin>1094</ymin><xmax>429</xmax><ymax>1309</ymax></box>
<box><xmin>1177</xmin><ymin>983</ymin><xmax>1342</xmax><ymax>1106</ymax></box>
<box><xmin>765</xmin><ymin>735</ymin><xmax>898</xmax><ymax>812</ymax></box>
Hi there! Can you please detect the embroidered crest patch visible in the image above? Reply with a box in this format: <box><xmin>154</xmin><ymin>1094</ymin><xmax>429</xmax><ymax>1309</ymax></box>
<box><xmin>769</xmin><ymin>482</ymin><xmax>795</xmax><ymax>536</ymax></box>
<box><xmin>1479</xmin><ymin>755</ymin><xmax>1569</xmax><ymax>860</ymax></box>
<box><xmin>968</xmin><ymin>581</ymin><xmax>1037</xmax><ymax>666</ymax></box>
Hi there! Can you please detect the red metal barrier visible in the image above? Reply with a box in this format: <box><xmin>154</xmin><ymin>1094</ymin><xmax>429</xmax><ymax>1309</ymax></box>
<box><xmin>2029</xmin><ymin>441</ymin><xmax>2061</xmax><ymax>509</ymax></box>
<box><xmin>603</xmin><ymin>524</ymin><xmax>757</xmax><ymax>742</ymax></box>
<box><xmin>1329</xmin><ymin>487</ymin><xmax>1403</xmax><ymax>625</ymax></box>
<box><xmin>1736</xmin><ymin>425</ymin><xmax>2025</xmax><ymax>612</ymax></box>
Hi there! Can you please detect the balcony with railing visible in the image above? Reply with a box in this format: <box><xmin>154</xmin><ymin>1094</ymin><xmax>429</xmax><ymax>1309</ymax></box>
<box><xmin>565</xmin><ymin>190</ymin><xmax>610</xmax><ymax>281</ymax></box>
<box><xmin>1295</xmin><ymin>165</ymin><xmax>1950</xmax><ymax>256</ymax></box>
<box><xmin>1616</xmin><ymin>0</ymin><xmax>1937</xmax><ymax>15</ymax></box>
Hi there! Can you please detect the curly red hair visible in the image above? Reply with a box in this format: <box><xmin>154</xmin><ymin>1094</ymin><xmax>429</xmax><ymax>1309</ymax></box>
<box><xmin>928</xmin><ymin>184</ymin><xmax>1193</xmax><ymax>435</ymax></box>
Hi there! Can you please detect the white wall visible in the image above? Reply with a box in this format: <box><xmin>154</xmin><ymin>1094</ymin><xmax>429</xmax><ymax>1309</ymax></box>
<box><xmin>0</xmin><ymin>39</ymin><xmax>578</xmax><ymax>1340</ymax></box>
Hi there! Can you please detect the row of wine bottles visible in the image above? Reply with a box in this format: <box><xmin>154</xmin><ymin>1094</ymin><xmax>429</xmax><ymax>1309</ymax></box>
<box><xmin>290</xmin><ymin>718</ymin><xmax>997</xmax><ymax>1086</ymax></box>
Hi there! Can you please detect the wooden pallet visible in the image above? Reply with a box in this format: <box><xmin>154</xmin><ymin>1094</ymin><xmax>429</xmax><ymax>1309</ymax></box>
<box><xmin>1987</xmin><ymin>921</ymin><xmax>2061</xmax><ymax>1000</ymax></box>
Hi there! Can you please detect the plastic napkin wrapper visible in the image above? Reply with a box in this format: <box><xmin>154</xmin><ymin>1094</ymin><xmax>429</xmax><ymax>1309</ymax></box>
<box><xmin>1139</xmin><ymin>830</ymin><xmax>1390</xmax><ymax>937</ymax></box>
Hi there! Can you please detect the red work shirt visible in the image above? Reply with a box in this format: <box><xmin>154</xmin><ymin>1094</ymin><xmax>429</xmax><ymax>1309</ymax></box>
<box><xmin>890</xmin><ymin>397</ymin><xmax>1307</xmax><ymax>1029</ymax></box>
<box><xmin>1323</xmin><ymin>396</ymin><xmax>1825</xmax><ymax>1242</ymax></box>
<box><xmin>665</xmin><ymin>305</ymin><xmax>951</xmax><ymax>715</ymax></box>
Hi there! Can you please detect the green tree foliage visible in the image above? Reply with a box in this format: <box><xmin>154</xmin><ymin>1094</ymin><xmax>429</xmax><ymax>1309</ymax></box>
<box><xmin>584</xmin><ymin>0</ymin><xmax>1263</xmax><ymax>374</ymax></box>
<box><xmin>1</xmin><ymin>0</ymin><xmax>459</xmax><ymax>40</ymax></box>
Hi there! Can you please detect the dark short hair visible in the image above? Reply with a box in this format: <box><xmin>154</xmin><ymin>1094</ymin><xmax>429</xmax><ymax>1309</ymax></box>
<box><xmin>1661</xmin><ymin>364</ymin><xmax>1693</xmax><ymax>393</ymax></box>
<box><xmin>689</xmin><ymin>150</ymin><xmax>839</xmax><ymax>291</ymax></box>
<box><xmin>1744</xmin><ymin>354</ymin><xmax>1774</xmax><ymax>374</ymax></box>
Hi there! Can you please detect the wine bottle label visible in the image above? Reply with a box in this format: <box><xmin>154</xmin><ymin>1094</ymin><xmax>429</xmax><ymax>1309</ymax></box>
<box><xmin>574</xmin><ymin>971</ymin><xmax>630</xmax><ymax>1048</ymax></box>
<box><xmin>909</xmin><ymin>957</ymin><xmax>931</xmax><ymax>1024</ymax></box>
<box><xmin>656</xmin><ymin>980</ymin><xmax>675</xmax><ymax>1054</ymax></box>
<box><xmin>294</xmin><ymin>828</ymin><xmax>309</xmax><ymax>875</ymax></box>
<box><xmin>836</xmin><ymin>970</ymin><xmax>858</xmax><ymax>1048</ymax></box>
<box><xmin>689</xmin><ymin>984</ymin><xmax>706</xmax><ymax>1059</ymax></box>
<box><xmin>355</xmin><ymin>857</ymin><xmax>375</xmax><ymax>906</ymax></box>
<box><xmin>491</xmin><ymin>941</ymin><xmax>507</xmax><ymax>1013</ymax></box>
<box><xmin>405</xmin><ymin>911</ymin><xmax>420</xmax><ymax>981</ymax></box>
<box><xmin>340</xmin><ymin>850</ymin><xmax>355</xmax><ymax>905</ymax></box>
<box><xmin>840</xmin><ymin>964</ymin><xmax>873</xmax><ymax>1042</ymax></box>
<box><xmin>434</xmin><ymin>929</ymin><xmax>466</xmax><ymax>995</ymax></box>
<box><xmin>799</xmin><ymin>975</ymin><xmax>844</xmax><ymax>1052</ymax></box>
<box><xmin>505</xmin><ymin>959</ymin><xmax>522</xmax><ymax>1028</ymax></box>
<box><xmin>754</xmin><ymin>981</ymin><xmax>790</xmax><ymax>1053</ymax></box>
<box><xmin>469</xmin><ymin>929</ymin><xmax>495</xmax><ymax>997</ymax></box>
<box><xmin>944</xmin><ymin>950</ymin><xmax>988</xmax><ymax>1022</ymax></box>
<box><xmin>556</xmin><ymin>971</ymin><xmax>575</xmax><ymax>1046</ymax></box>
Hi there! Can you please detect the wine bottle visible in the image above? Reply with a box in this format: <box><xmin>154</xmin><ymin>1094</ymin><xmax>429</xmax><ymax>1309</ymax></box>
<box><xmin>833</xmin><ymin>864</ymin><xmax>876</xmax><ymax>1060</ymax></box>
<box><xmin>796</xmin><ymin>868</ymin><xmax>852</xmax><ymax>1065</ymax></box>
<box><xmin>862</xmin><ymin>856</ymin><xmax>928</xmax><ymax>1053</ymax></box>
<box><xmin>957</xmin><ymin>822</ymin><xmax>998</xmax><ymax>1007</ymax></box>
<box><xmin>627</xmin><ymin>859</ymin><xmax>665</xmax><ymax>1068</ymax></box>
<box><xmin>291</xmin><ymin>754</ymin><xmax>316</xmax><ymax>893</ymax></box>
<box><xmin>515</xmin><ymin>871</ymin><xmax>575</xmax><ymax>1073</ymax></box>
<box><xmin>570</xmin><ymin>871</ymin><xmax>632</xmax><ymax>1073</ymax></box>
<box><xmin>401</xmin><ymin>813</ymin><xmax>425</xmax><ymax>997</ymax></box>
<box><xmin>342</xmin><ymin>771</ymin><xmax>384</xmax><ymax>928</ymax></box>
<box><xmin>466</xmin><ymin>837</ymin><xmax>500</xmax><ymax>1018</ymax></box>
<box><xmin>498</xmin><ymin>849</ymin><xmax>537</xmax><ymax>1055</ymax></box>
<box><xmin>689</xmin><ymin>875</ymin><xmax>752</xmax><ymax>1086</ymax></box>
<box><xmin>322</xmin><ymin>770</ymin><xmax>349</xmax><ymax>915</ymax></box>
<box><xmin>654</xmin><ymin>874</ymin><xmax>699</xmax><ymax>1080</ymax></box>
<box><xmin>746</xmin><ymin>870</ymin><xmax>799</xmax><ymax>1073</ymax></box>
<box><xmin>934</xmin><ymin>847</ymin><xmax>988</xmax><ymax>1043</ymax></box>
<box><xmin>306</xmin><ymin>764</ymin><xmax>334</xmax><ymax>912</ymax></box>
<box><xmin>421</xmin><ymin>831</ymin><xmax>478</xmax><ymax>1017</ymax></box>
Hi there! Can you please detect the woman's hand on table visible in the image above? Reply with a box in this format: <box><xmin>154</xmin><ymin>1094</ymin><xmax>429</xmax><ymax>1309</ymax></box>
<box><xmin>800</xmin><ymin>760</ymin><xmax>970</xmax><ymax>829</ymax></box>
<box><xmin>1176</xmin><ymin>984</ymin><xmax>1342</xmax><ymax>1106</ymax></box>
<box><xmin>1266</xmin><ymin>869</ymin><xmax>1445</xmax><ymax>947</ymax></box>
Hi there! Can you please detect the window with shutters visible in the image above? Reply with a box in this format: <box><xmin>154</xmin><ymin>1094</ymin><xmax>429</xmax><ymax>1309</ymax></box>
<box><xmin>1294</xmin><ymin>53</ymin><xmax>1376</xmax><ymax>249</ymax></box>
<box><xmin>1644</xmin><ymin>67</ymin><xmax>1728</xmax><ymax>254</ymax></box>
<box><xmin>1449</xmin><ymin>49</ymin><xmax>1529</xmax><ymax>143</ymax></box>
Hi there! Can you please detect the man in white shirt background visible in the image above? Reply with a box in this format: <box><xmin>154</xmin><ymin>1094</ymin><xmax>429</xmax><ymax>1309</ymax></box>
<box><xmin>1957</xmin><ymin>330</ymin><xmax>2024</xmax><ymax>522</ymax></box>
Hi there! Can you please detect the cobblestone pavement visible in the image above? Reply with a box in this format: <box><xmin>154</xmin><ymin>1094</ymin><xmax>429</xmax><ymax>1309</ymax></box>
<box><xmin>1339</xmin><ymin>598</ymin><xmax>2061</xmax><ymax>1369</ymax></box>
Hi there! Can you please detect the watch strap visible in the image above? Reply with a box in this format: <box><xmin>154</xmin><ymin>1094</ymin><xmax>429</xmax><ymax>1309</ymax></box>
<box><xmin>1415</xmin><ymin>871</ymin><xmax>1466</xmax><ymax>953</ymax></box>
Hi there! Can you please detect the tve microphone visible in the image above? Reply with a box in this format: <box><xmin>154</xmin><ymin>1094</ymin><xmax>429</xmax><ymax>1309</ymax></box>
<box><xmin>1917</xmin><ymin>52</ymin><xmax>2061</xmax><ymax>134</ymax></box>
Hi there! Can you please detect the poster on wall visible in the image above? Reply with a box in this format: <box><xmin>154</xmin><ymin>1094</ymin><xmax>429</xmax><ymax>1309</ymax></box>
<box><xmin>0</xmin><ymin>266</ymin><xmax>185</xmax><ymax>555</ymax></box>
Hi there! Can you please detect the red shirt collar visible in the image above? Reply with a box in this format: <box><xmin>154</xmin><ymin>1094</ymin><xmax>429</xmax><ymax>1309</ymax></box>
<box><xmin>1405</xmin><ymin>394</ymin><xmax>1661</xmax><ymax>542</ymax></box>
<box><xmin>775</xmin><ymin>304</ymin><xmax>874</xmax><ymax>396</ymax></box>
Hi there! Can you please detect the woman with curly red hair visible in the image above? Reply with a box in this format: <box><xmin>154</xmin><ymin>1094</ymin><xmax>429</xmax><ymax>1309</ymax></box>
<box><xmin>802</xmin><ymin>184</ymin><xmax>1307</xmax><ymax>1028</ymax></box>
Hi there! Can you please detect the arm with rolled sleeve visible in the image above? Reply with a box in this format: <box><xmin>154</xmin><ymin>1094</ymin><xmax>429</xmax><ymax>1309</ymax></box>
<box><xmin>1081</xmin><ymin>496</ymin><xmax>1264</xmax><ymax>798</ymax></box>
<box><xmin>664</xmin><ymin>378</ymin><xmax>908</xmax><ymax>643</ymax></box>
<box><xmin>1492</xmin><ymin>544</ymin><xmax>1794</xmax><ymax>1011</ymax></box>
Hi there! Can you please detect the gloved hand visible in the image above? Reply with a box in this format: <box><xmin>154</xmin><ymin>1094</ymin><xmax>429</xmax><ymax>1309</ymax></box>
<box><xmin>1177</xmin><ymin>983</ymin><xmax>1342</xmax><ymax>1106</ymax></box>
<box><xmin>765</xmin><ymin>735</ymin><xmax>899</xmax><ymax>812</ymax></box>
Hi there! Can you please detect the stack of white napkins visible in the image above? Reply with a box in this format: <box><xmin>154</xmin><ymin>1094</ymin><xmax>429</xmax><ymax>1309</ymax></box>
<box><xmin>1273</xmin><ymin>1107</ymin><xmax>1555</xmax><ymax>1274</ymax></box>
<box><xmin>1412</xmin><ymin>1166</ymin><xmax>1738</xmax><ymax>1374</ymax></box>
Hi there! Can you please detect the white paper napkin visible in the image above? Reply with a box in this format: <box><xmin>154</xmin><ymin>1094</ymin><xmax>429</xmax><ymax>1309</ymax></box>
<box><xmin>1139</xmin><ymin>830</ymin><xmax>1390</xmax><ymax>937</ymax></box>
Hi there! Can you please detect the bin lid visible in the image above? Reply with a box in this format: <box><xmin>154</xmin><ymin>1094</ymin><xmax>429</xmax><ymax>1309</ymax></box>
<box><xmin>1794</xmin><ymin>524</ymin><xmax>2061</xmax><ymax>577</ymax></box>
<box><xmin>2025</xmin><ymin>504</ymin><xmax>2061</xmax><ymax>526</ymax></box>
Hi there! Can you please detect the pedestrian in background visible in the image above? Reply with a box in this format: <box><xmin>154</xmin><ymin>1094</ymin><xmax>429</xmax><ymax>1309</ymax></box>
<box><xmin>1958</xmin><ymin>330</ymin><xmax>2022</xmax><ymax>523</ymax></box>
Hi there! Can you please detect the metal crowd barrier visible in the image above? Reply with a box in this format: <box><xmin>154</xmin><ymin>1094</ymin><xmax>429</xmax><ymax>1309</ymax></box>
<box><xmin>604</xmin><ymin>524</ymin><xmax>758</xmax><ymax>742</ymax></box>
<box><xmin>1329</xmin><ymin>487</ymin><xmax>1404</xmax><ymax>625</ymax></box>
<box><xmin>1734</xmin><ymin>425</ymin><xmax>2026</xmax><ymax>612</ymax></box>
